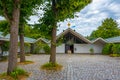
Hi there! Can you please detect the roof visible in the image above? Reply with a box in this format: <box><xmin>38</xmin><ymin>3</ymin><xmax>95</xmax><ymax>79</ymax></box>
<box><xmin>92</xmin><ymin>37</ymin><xmax>107</xmax><ymax>44</ymax></box>
<box><xmin>23</xmin><ymin>37</ymin><xmax>36</xmax><ymax>43</ymax></box>
<box><xmin>35</xmin><ymin>38</ymin><xmax>50</xmax><ymax>44</ymax></box>
<box><xmin>0</xmin><ymin>32</ymin><xmax>9</xmax><ymax>41</ymax></box>
<box><xmin>0</xmin><ymin>32</ymin><xmax>36</xmax><ymax>43</ymax></box>
<box><xmin>105</xmin><ymin>36</ymin><xmax>120</xmax><ymax>43</ymax></box>
<box><xmin>57</xmin><ymin>28</ymin><xmax>91</xmax><ymax>43</ymax></box>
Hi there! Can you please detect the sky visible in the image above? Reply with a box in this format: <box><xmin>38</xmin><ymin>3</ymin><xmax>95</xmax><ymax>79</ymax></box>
<box><xmin>0</xmin><ymin>0</ymin><xmax>120</xmax><ymax>36</ymax></box>
<box><xmin>57</xmin><ymin>0</ymin><xmax>120</xmax><ymax>36</ymax></box>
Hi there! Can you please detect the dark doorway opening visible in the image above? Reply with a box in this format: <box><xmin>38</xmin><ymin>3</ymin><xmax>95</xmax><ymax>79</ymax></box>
<box><xmin>65</xmin><ymin>44</ymin><xmax>74</xmax><ymax>53</ymax></box>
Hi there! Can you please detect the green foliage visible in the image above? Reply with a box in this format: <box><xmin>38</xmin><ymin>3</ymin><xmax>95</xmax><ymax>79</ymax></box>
<box><xmin>0</xmin><ymin>0</ymin><xmax>43</xmax><ymax>38</ymax></box>
<box><xmin>102</xmin><ymin>43</ymin><xmax>120</xmax><ymax>55</ymax></box>
<box><xmin>24</xmin><ymin>24</ymin><xmax>42</xmax><ymax>39</ymax></box>
<box><xmin>102</xmin><ymin>43</ymin><xmax>113</xmax><ymax>55</ymax></box>
<box><xmin>41</xmin><ymin>62</ymin><xmax>62</xmax><ymax>70</ymax></box>
<box><xmin>1</xmin><ymin>41</ymin><xmax>9</xmax><ymax>51</ymax></box>
<box><xmin>55</xmin><ymin>0</ymin><xmax>92</xmax><ymax>21</ymax></box>
<box><xmin>33</xmin><ymin>41</ymin><xmax>49</xmax><ymax>54</ymax></box>
<box><xmin>37</xmin><ymin>0</ymin><xmax>91</xmax><ymax>39</ymax></box>
<box><xmin>0</xmin><ymin>20</ymin><xmax>10</xmax><ymax>35</ymax></box>
<box><xmin>110</xmin><ymin>53</ymin><xmax>120</xmax><ymax>57</ymax></box>
<box><xmin>89</xmin><ymin>48</ymin><xmax>94</xmax><ymax>55</ymax></box>
<box><xmin>89</xmin><ymin>18</ymin><xmax>120</xmax><ymax>40</ymax></box>
<box><xmin>33</xmin><ymin>42</ymin><xmax>43</xmax><ymax>54</ymax></box>
<box><xmin>10</xmin><ymin>67</ymin><xmax>28</xmax><ymax>79</ymax></box>
<box><xmin>43</xmin><ymin>45</ymin><xmax>50</xmax><ymax>54</ymax></box>
<box><xmin>0</xmin><ymin>0</ymin><xmax>14</xmax><ymax>20</ymax></box>
<box><xmin>111</xmin><ymin>44</ymin><xmax>120</xmax><ymax>54</ymax></box>
<box><xmin>24</xmin><ymin>43</ymin><xmax>31</xmax><ymax>53</ymax></box>
<box><xmin>56</xmin><ymin>36</ymin><xmax>64</xmax><ymax>46</ymax></box>
<box><xmin>112</xmin><ymin>44</ymin><xmax>117</xmax><ymax>54</ymax></box>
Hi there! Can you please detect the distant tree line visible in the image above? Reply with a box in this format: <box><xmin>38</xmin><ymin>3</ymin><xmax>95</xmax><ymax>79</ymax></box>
<box><xmin>88</xmin><ymin>18</ymin><xmax>120</xmax><ymax>40</ymax></box>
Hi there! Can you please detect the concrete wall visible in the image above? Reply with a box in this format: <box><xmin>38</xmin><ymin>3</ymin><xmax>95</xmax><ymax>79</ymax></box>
<box><xmin>56</xmin><ymin>44</ymin><xmax>65</xmax><ymax>53</ymax></box>
<box><xmin>74</xmin><ymin>43</ymin><xmax>104</xmax><ymax>54</ymax></box>
<box><xmin>93</xmin><ymin>42</ymin><xmax>105</xmax><ymax>54</ymax></box>
<box><xmin>74</xmin><ymin>44</ymin><xmax>91</xmax><ymax>53</ymax></box>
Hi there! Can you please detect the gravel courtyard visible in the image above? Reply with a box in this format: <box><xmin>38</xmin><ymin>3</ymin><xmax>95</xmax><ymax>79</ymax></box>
<box><xmin>1</xmin><ymin>54</ymin><xmax>120</xmax><ymax>80</ymax></box>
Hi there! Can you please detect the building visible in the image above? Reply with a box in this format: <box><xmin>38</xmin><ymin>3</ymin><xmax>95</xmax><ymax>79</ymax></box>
<box><xmin>1</xmin><ymin>28</ymin><xmax>120</xmax><ymax>55</ymax></box>
<box><xmin>56</xmin><ymin>28</ymin><xmax>106</xmax><ymax>54</ymax></box>
<box><xmin>0</xmin><ymin>32</ymin><xmax>36</xmax><ymax>55</ymax></box>
<box><xmin>34</xmin><ymin>28</ymin><xmax>120</xmax><ymax>54</ymax></box>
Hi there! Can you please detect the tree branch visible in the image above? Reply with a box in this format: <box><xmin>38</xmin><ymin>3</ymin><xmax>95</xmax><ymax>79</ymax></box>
<box><xmin>1</xmin><ymin>0</ymin><xmax>12</xmax><ymax>23</ymax></box>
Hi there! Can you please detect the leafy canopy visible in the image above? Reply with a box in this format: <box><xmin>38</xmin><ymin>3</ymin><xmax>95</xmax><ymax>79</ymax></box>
<box><xmin>36</xmin><ymin>0</ymin><xmax>92</xmax><ymax>39</ymax></box>
<box><xmin>89</xmin><ymin>18</ymin><xmax>120</xmax><ymax>40</ymax></box>
<box><xmin>0</xmin><ymin>20</ymin><xmax>10</xmax><ymax>36</ymax></box>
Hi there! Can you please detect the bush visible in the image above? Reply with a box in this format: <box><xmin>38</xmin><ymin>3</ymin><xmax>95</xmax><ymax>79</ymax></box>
<box><xmin>1</xmin><ymin>42</ymin><xmax>9</xmax><ymax>51</ymax></box>
<box><xmin>102</xmin><ymin>43</ymin><xmax>120</xmax><ymax>56</ymax></box>
<box><xmin>41</xmin><ymin>62</ymin><xmax>62</xmax><ymax>71</ymax></box>
<box><xmin>43</xmin><ymin>45</ymin><xmax>50</xmax><ymax>54</ymax></box>
<box><xmin>33</xmin><ymin>42</ymin><xmax>50</xmax><ymax>54</ymax></box>
<box><xmin>112</xmin><ymin>44</ymin><xmax>120</xmax><ymax>54</ymax></box>
<box><xmin>110</xmin><ymin>54</ymin><xmax>120</xmax><ymax>57</ymax></box>
<box><xmin>10</xmin><ymin>67</ymin><xmax>28</xmax><ymax>79</ymax></box>
<box><xmin>102</xmin><ymin>43</ymin><xmax>113</xmax><ymax>55</ymax></box>
<box><xmin>89</xmin><ymin>48</ymin><xmax>94</xmax><ymax>55</ymax></box>
<box><xmin>112</xmin><ymin>44</ymin><xmax>118</xmax><ymax>54</ymax></box>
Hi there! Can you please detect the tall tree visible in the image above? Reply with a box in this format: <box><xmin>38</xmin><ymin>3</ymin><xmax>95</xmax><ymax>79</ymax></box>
<box><xmin>0</xmin><ymin>0</ymin><xmax>20</xmax><ymax>74</ymax></box>
<box><xmin>19</xmin><ymin>0</ymin><xmax>43</xmax><ymax>62</ymax></box>
<box><xmin>89</xmin><ymin>18</ymin><xmax>120</xmax><ymax>39</ymax></box>
<box><xmin>0</xmin><ymin>0</ymin><xmax>43</xmax><ymax>74</ymax></box>
<box><xmin>39</xmin><ymin>0</ymin><xmax>92</xmax><ymax>63</ymax></box>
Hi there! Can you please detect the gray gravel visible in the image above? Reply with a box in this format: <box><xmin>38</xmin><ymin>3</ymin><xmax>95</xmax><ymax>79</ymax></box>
<box><xmin>1</xmin><ymin>54</ymin><xmax>120</xmax><ymax>80</ymax></box>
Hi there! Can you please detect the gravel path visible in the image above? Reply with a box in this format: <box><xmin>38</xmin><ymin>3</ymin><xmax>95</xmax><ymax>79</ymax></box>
<box><xmin>1</xmin><ymin>54</ymin><xmax>120</xmax><ymax>80</ymax></box>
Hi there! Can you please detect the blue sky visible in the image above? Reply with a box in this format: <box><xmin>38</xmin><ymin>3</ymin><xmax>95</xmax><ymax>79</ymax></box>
<box><xmin>0</xmin><ymin>0</ymin><xmax>120</xmax><ymax>36</ymax></box>
<box><xmin>57</xmin><ymin>0</ymin><xmax>120</xmax><ymax>36</ymax></box>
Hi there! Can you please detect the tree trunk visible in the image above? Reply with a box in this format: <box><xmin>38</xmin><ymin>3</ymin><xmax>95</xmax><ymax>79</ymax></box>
<box><xmin>19</xmin><ymin>25</ymin><xmax>25</xmax><ymax>62</ymax></box>
<box><xmin>49</xmin><ymin>0</ymin><xmax>57</xmax><ymax>64</ymax></box>
<box><xmin>49</xmin><ymin>27</ymin><xmax>57</xmax><ymax>63</ymax></box>
<box><xmin>7</xmin><ymin>0</ymin><xmax>20</xmax><ymax>75</ymax></box>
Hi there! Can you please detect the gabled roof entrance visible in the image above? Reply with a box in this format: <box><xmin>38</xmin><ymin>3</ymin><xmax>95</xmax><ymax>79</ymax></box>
<box><xmin>57</xmin><ymin>28</ymin><xmax>91</xmax><ymax>44</ymax></box>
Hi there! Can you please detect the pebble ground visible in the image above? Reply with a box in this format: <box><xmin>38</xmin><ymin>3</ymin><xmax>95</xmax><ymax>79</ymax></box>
<box><xmin>1</xmin><ymin>54</ymin><xmax>120</xmax><ymax>80</ymax></box>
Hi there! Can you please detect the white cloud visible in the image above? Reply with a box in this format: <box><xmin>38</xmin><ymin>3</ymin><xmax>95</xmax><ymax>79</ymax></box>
<box><xmin>27</xmin><ymin>16</ymin><xmax>39</xmax><ymax>24</ymax></box>
<box><xmin>58</xmin><ymin>0</ymin><xmax>120</xmax><ymax>36</ymax></box>
<box><xmin>107</xmin><ymin>2</ymin><xmax>120</xmax><ymax>13</ymax></box>
<box><xmin>1</xmin><ymin>0</ymin><xmax>120</xmax><ymax>36</ymax></box>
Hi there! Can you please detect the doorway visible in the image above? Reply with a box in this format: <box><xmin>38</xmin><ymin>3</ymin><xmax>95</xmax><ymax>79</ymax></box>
<box><xmin>65</xmin><ymin>44</ymin><xmax>74</xmax><ymax>53</ymax></box>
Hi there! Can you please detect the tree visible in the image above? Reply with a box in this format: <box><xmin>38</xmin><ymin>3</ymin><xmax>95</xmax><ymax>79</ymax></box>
<box><xmin>0</xmin><ymin>0</ymin><xmax>20</xmax><ymax>74</ymax></box>
<box><xmin>19</xmin><ymin>0</ymin><xmax>43</xmax><ymax>62</ymax></box>
<box><xmin>0</xmin><ymin>0</ymin><xmax>43</xmax><ymax>74</ymax></box>
<box><xmin>39</xmin><ymin>0</ymin><xmax>91</xmax><ymax>64</ymax></box>
<box><xmin>89</xmin><ymin>18</ymin><xmax>120</xmax><ymax>40</ymax></box>
<box><xmin>26</xmin><ymin>24</ymin><xmax>44</xmax><ymax>39</ymax></box>
<box><xmin>0</xmin><ymin>20</ymin><xmax>10</xmax><ymax>35</ymax></box>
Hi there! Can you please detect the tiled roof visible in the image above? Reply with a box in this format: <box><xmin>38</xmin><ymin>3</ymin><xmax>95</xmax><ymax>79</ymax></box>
<box><xmin>105</xmin><ymin>36</ymin><xmax>120</xmax><ymax>43</ymax></box>
<box><xmin>35</xmin><ymin>38</ymin><xmax>50</xmax><ymax>44</ymax></box>
<box><xmin>92</xmin><ymin>37</ymin><xmax>107</xmax><ymax>44</ymax></box>
<box><xmin>0</xmin><ymin>32</ymin><xmax>36</xmax><ymax>43</ymax></box>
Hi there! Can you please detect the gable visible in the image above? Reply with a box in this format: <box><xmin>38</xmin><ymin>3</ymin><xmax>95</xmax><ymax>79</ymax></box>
<box><xmin>63</xmin><ymin>32</ymin><xmax>87</xmax><ymax>44</ymax></box>
<box><xmin>57</xmin><ymin>28</ymin><xmax>91</xmax><ymax>44</ymax></box>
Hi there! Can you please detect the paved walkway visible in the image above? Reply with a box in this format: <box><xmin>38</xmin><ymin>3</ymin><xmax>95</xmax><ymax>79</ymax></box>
<box><xmin>1</xmin><ymin>54</ymin><xmax>120</xmax><ymax>80</ymax></box>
